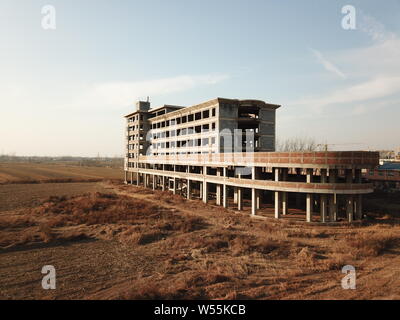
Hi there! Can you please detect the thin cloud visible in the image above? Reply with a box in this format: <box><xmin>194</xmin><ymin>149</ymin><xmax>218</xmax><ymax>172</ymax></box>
<box><xmin>65</xmin><ymin>74</ymin><xmax>229</xmax><ymax>109</ymax></box>
<box><xmin>292</xmin><ymin>75</ymin><xmax>400</xmax><ymax>109</ymax></box>
<box><xmin>310</xmin><ymin>48</ymin><xmax>346</xmax><ymax>79</ymax></box>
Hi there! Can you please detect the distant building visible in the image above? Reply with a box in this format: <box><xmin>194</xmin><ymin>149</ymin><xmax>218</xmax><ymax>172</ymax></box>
<box><xmin>364</xmin><ymin>162</ymin><xmax>400</xmax><ymax>191</ymax></box>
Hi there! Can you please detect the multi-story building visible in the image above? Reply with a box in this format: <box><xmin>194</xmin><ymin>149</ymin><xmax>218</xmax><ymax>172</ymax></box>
<box><xmin>124</xmin><ymin>98</ymin><xmax>379</xmax><ymax>223</ymax></box>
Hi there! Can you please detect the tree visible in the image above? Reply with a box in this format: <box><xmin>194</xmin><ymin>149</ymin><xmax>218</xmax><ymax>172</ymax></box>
<box><xmin>276</xmin><ymin>137</ymin><xmax>320</xmax><ymax>152</ymax></box>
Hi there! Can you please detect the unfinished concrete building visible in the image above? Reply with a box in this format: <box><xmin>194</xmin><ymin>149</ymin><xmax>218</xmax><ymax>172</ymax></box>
<box><xmin>124</xmin><ymin>98</ymin><xmax>379</xmax><ymax>223</ymax></box>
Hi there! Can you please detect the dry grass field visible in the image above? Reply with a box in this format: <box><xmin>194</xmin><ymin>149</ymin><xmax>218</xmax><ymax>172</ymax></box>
<box><xmin>0</xmin><ymin>162</ymin><xmax>123</xmax><ymax>184</ymax></box>
<box><xmin>1</xmin><ymin>175</ymin><xmax>400</xmax><ymax>300</ymax></box>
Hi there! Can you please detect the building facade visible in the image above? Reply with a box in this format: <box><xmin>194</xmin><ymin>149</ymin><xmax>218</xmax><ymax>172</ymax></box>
<box><xmin>124</xmin><ymin>98</ymin><xmax>379</xmax><ymax>223</ymax></box>
<box><xmin>364</xmin><ymin>162</ymin><xmax>400</xmax><ymax>191</ymax></box>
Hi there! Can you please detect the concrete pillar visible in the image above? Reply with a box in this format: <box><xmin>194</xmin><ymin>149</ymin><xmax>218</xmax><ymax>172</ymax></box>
<box><xmin>306</xmin><ymin>193</ymin><xmax>313</xmax><ymax>222</ymax></box>
<box><xmin>275</xmin><ymin>167</ymin><xmax>280</xmax><ymax>181</ymax></box>
<box><xmin>203</xmin><ymin>181</ymin><xmax>208</xmax><ymax>204</ymax></box>
<box><xmin>251</xmin><ymin>166</ymin><xmax>257</xmax><ymax>215</ymax></box>
<box><xmin>187</xmin><ymin>179</ymin><xmax>191</xmax><ymax>200</ymax></box>
<box><xmin>222</xmin><ymin>167</ymin><xmax>228</xmax><ymax>208</ymax></box>
<box><xmin>144</xmin><ymin>174</ymin><xmax>147</xmax><ymax>188</ymax></box>
<box><xmin>237</xmin><ymin>187</ymin><xmax>243</xmax><ymax>210</ymax></box>
<box><xmin>329</xmin><ymin>194</ymin><xmax>338</xmax><ymax>222</ymax></box>
<box><xmin>124</xmin><ymin>171</ymin><xmax>128</xmax><ymax>184</ymax></box>
<box><xmin>173</xmin><ymin>177</ymin><xmax>177</xmax><ymax>195</ymax></box>
<box><xmin>256</xmin><ymin>191</ymin><xmax>261</xmax><ymax>209</ymax></box>
<box><xmin>280</xmin><ymin>168</ymin><xmax>287</xmax><ymax>213</ymax></box>
<box><xmin>320</xmin><ymin>194</ymin><xmax>328</xmax><ymax>223</ymax></box>
<box><xmin>199</xmin><ymin>182</ymin><xmax>203</xmax><ymax>199</ymax></box>
<box><xmin>161</xmin><ymin>175</ymin><xmax>165</xmax><ymax>191</ymax></box>
<box><xmin>355</xmin><ymin>194</ymin><xmax>363</xmax><ymax>220</ymax></box>
<box><xmin>306</xmin><ymin>168</ymin><xmax>313</xmax><ymax>183</ymax></box>
<box><xmin>216</xmin><ymin>185</ymin><xmax>222</xmax><ymax>205</ymax></box>
<box><xmin>152</xmin><ymin>175</ymin><xmax>155</xmax><ymax>190</ymax></box>
<box><xmin>282</xmin><ymin>192</ymin><xmax>288</xmax><ymax>215</ymax></box>
<box><xmin>252</xmin><ymin>188</ymin><xmax>257</xmax><ymax>215</ymax></box>
<box><xmin>346</xmin><ymin>195</ymin><xmax>354</xmax><ymax>222</ymax></box>
<box><xmin>233</xmin><ymin>187</ymin><xmax>238</xmax><ymax>204</ymax></box>
<box><xmin>274</xmin><ymin>191</ymin><xmax>281</xmax><ymax>219</ymax></box>
<box><xmin>216</xmin><ymin>168</ymin><xmax>222</xmax><ymax>205</ymax></box>
<box><xmin>222</xmin><ymin>184</ymin><xmax>228</xmax><ymax>208</ymax></box>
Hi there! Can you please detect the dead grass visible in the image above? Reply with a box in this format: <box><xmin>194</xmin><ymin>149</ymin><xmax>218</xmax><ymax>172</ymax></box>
<box><xmin>3</xmin><ymin>181</ymin><xmax>400</xmax><ymax>300</ymax></box>
<box><xmin>344</xmin><ymin>233</ymin><xmax>398</xmax><ymax>257</ymax></box>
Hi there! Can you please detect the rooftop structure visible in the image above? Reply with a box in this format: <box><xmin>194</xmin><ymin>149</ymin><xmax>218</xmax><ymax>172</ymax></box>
<box><xmin>124</xmin><ymin>98</ymin><xmax>379</xmax><ymax>223</ymax></box>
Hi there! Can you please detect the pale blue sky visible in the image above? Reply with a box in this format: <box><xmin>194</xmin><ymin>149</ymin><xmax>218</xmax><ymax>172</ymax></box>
<box><xmin>1</xmin><ymin>0</ymin><xmax>400</xmax><ymax>156</ymax></box>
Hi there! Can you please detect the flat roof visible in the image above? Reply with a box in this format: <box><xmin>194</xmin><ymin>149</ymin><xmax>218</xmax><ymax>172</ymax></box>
<box><xmin>124</xmin><ymin>97</ymin><xmax>281</xmax><ymax>118</ymax></box>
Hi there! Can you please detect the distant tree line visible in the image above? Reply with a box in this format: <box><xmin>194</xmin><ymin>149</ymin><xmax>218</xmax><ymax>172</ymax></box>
<box><xmin>0</xmin><ymin>155</ymin><xmax>124</xmax><ymax>168</ymax></box>
<box><xmin>276</xmin><ymin>137</ymin><xmax>322</xmax><ymax>152</ymax></box>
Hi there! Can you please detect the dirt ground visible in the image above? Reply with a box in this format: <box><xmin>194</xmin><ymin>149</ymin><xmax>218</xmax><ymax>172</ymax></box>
<box><xmin>1</xmin><ymin>181</ymin><xmax>400</xmax><ymax>300</ymax></box>
<box><xmin>0</xmin><ymin>162</ymin><xmax>123</xmax><ymax>183</ymax></box>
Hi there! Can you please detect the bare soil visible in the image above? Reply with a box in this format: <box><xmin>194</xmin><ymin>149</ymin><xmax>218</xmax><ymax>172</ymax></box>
<box><xmin>1</xmin><ymin>181</ymin><xmax>400</xmax><ymax>300</ymax></box>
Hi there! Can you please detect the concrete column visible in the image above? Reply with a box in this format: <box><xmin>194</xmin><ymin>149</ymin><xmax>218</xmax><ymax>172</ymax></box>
<box><xmin>144</xmin><ymin>174</ymin><xmax>147</xmax><ymax>188</ymax></box>
<box><xmin>274</xmin><ymin>191</ymin><xmax>281</xmax><ymax>219</ymax></box>
<box><xmin>199</xmin><ymin>182</ymin><xmax>203</xmax><ymax>199</ymax></box>
<box><xmin>281</xmin><ymin>168</ymin><xmax>288</xmax><ymax>214</ymax></box>
<box><xmin>237</xmin><ymin>187</ymin><xmax>243</xmax><ymax>210</ymax></box>
<box><xmin>187</xmin><ymin>179</ymin><xmax>191</xmax><ymax>200</ymax></box>
<box><xmin>256</xmin><ymin>191</ymin><xmax>261</xmax><ymax>210</ymax></box>
<box><xmin>222</xmin><ymin>184</ymin><xmax>228</xmax><ymax>208</ymax></box>
<box><xmin>306</xmin><ymin>168</ymin><xmax>313</xmax><ymax>183</ymax></box>
<box><xmin>355</xmin><ymin>194</ymin><xmax>363</xmax><ymax>220</ymax></box>
<box><xmin>203</xmin><ymin>181</ymin><xmax>208</xmax><ymax>204</ymax></box>
<box><xmin>306</xmin><ymin>193</ymin><xmax>313</xmax><ymax>222</ymax></box>
<box><xmin>329</xmin><ymin>194</ymin><xmax>338</xmax><ymax>222</ymax></box>
<box><xmin>161</xmin><ymin>175</ymin><xmax>165</xmax><ymax>191</ymax></box>
<box><xmin>233</xmin><ymin>187</ymin><xmax>238</xmax><ymax>204</ymax></box>
<box><xmin>216</xmin><ymin>185</ymin><xmax>222</xmax><ymax>205</ymax></box>
<box><xmin>124</xmin><ymin>171</ymin><xmax>128</xmax><ymax>184</ymax></box>
<box><xmin>222</xmin><ymin>167</ymin><xmax>228</xmax><ymax>208</ymax></box>
<box><xmin>252</xmin><ymin>188</ymin><xmax>257</xmax><ymax>215</ymax></box>
<box><xmin>346</xmin><ymin>195</ymin><xmax>354</xmax><ymax>222</ymax></box>
<box><xmin>152</xmin><ymin>175</ymin><xmax>156</xmax><ymax>190</ymax></box>
<box><xmin>282</xmin><ymin>192</ymin><xmax>288</xmax><ymax>215</ymax></box>
<box><xmin>173</xmin><ymin>177</ymin><xmax>177</xmax><ymax>195</ymax></box>
<box><xmin>136</xmin><ymin>172</ymin><xmax>140</xmax><ymax>186</ymax></box>
<box><xmin>320</xmin><ymin>194</ymin><xmax>328</xmax><ymax>223</ymax></box>
<box><xmin>275</xmin><ymin>167</ymin><xmax>280</xmax><ymax>181</ymax></box>
<box><xmin>251</xmin><ymin>166</ymin><xmax>257</xmax><ymax>215</ymax></box>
